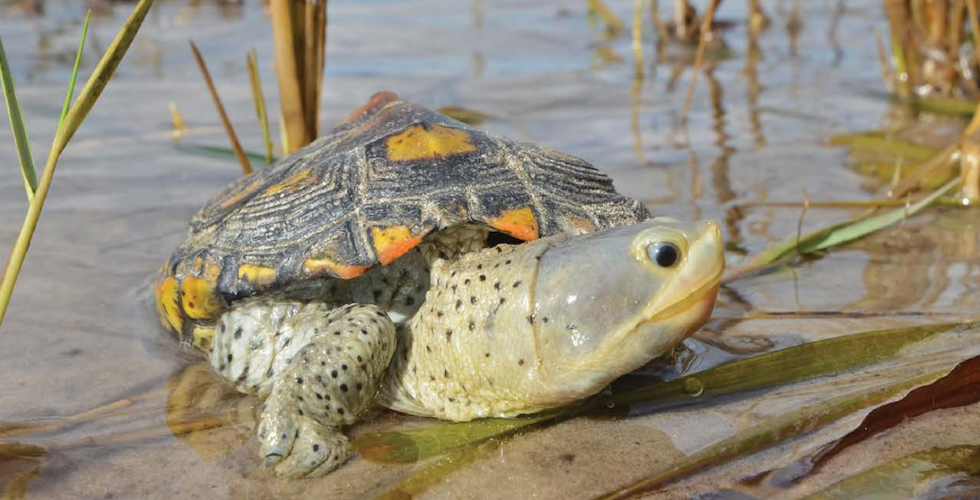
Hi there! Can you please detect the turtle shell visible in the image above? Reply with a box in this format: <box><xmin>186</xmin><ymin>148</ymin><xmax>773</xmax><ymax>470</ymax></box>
<box><xmin>155</xmin><ymin>92</ymin><xmax>647</xmax><ymax>346</ymax></box>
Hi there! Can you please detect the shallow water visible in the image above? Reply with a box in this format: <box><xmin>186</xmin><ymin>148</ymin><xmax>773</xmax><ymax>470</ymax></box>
<box><xmin>1</xmin><ymin>1</ymin><xmax>979</xmax><ymax>499</ymax></box>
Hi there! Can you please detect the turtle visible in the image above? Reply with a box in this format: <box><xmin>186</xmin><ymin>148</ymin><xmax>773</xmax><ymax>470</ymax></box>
<box><xmin>154</xmin><ymin>91</ymin><xmax>724</xmax><ymax>478</ymax></box>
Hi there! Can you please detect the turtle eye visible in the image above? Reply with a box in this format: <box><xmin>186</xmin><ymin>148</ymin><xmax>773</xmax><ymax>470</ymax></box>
<box><xmin>647</xmin><ymin>242</ymin><xmax>680</xmax><ymax>268</ymax></box>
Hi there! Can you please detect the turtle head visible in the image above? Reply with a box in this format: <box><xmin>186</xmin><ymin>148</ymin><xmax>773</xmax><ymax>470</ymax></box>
<box><xmin>531</xmin><ymin>217</ymin><xmax>724</xmax><ymax>401</ymax></box>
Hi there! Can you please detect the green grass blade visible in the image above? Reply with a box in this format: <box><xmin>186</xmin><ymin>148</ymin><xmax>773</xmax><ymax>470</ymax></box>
<box><xmin>0</xmin><ymin>33</ymin><xmax>37</xmax><ymax>201</ymax></box>
<box><xmin>353</xmin><ymin>412</ymin><xmax>555</xmax><ymax>464</ymax></box>
<box><xmin>0</xmin><ymin>0</ymin><xmax>156</xmax><ymax>333</ymax></box>
<box><xmin>59</xmin><ymin>11</ymin><xmax>91</xmax><ymax>127</ymax></box>
<box><xmin>727</xmin><ymin>177</ymin><xmax>959</xmax><ymax>281</ymax></box>
<box><xmin>246</xmin><ymin>48</ymin><xmax>274</xmax><ymax>164</ymax></box>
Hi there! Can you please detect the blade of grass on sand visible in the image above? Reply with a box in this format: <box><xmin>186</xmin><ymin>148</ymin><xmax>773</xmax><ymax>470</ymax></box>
<box><xmin>725</xmin><ymin>177</ymin><xmax>959</xmax><ymax>282</ymax></box>
<box><xmin>369</xmin><ymin>440</ymin><xmax>503</xmax><ymax>500</ymax></box>
<box><xmin>355</xmin><ymin>321</ymin><xmax>977</xmax><ymax>500</ymax></box>
<box><xmin>0</xmin><ymin>0</ymin><xmax>156</xmax><ymax>333</ymax></box>
<box><xmin>246</xmin><ymin>48</ymin><xmax>274</xmax><ymax>164</ymax></box>
<box><xmin>0</xmin><ymin>31</ymin><xmax>37</xmax><ymax>201</ymax></box>
<box><xmin>189</xmin><ymin>41</ymin><xmax>252</xmax><ymax>176</ymax></box>
<box><xmin>59</xmin><ymin>11</ymin><xmax>91</xmax><ymax>127</ymax></box>
<box><xmin>353</xmin><ymin>321</ymin><xmax>977</xmax><ymax>465</ymax></box>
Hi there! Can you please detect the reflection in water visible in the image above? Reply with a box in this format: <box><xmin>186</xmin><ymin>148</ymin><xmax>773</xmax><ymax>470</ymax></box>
<box><xmin>849</xmin><ymin>212</ymin><xmax>980</xmax><ymax>314</ymax></box>
<box><xmin>744</xmin><ymin>17</ymin><xmax>766</xmax><ymax>148</ymax></box>
<box><xmin>705</xmin><ymin>65</ymin><xmax>734</xmax><ymax>205</ymax></box>
<box><xmin>826</xmin><ymin>0</ymin><xmax>846</xmax><ymax>68</ymax></box>
<box><xmin>785</xmin><ymin>0</ymin><xmax>804</xmax><ymax>58</ymax></box>
<box><xmin>166</xmin><ymin>363</ymin><xmax>255</xmax><ymax>461</ymax></box>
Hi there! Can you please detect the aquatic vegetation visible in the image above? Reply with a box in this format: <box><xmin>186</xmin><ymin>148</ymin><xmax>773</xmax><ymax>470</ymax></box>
<box><xmin>189</xmin><ymin>41</ymin><xmax>253</xmax><ymax>175</ymax></box>
<box><xmin>880</xmin><ymin>0</ymin><xmax>980</xmax><ymax>108</ymax></box>
<box><xmin>174</xmin><ymin>0</ymin><xmax>326</xmax><ymax>167</ymax></box>
<box><xmin>724</xmin><ymin>177</ymin><xmax>959</xmax><ymax>281</ymax></box>
<box><xmin>269</xmin><ymin>0</ymin><xmax>326</xmax><ymax>154</ymax></box>
<box><xmin>247</xmin><ymin>48</ymin><xmax>274</xmax><ymax>165</ymax></box>
<box><xmin>358</xmin><ymin>321</ymin><xmax>980</xmax><ymax>499</ymax></box>
<box><xmin>0</xmin><ymin>31</ymin><xmax>37</xmax><ymax>200</ymax></box>
<box><xmin>0</xmin><ymin>0</ymin><xmax>155</xmax><ymax>331</ymax></box>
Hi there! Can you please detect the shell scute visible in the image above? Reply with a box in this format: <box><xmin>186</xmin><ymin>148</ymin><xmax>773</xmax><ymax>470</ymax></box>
<box><xmin>160</xmin><ymin>92</ymin><xmax>648</xmax><ymax>338</ymax></box>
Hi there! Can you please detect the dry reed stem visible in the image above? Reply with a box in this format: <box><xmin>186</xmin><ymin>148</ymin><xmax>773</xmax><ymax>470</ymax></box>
<box><xmin>632</xmin><ymin>0</ymin><xmax>645</xmax><ymax>78</ymax></box>
<box><xmin>966</xmin><ymin>0</ymin><xmax>980</xmax><ymax>70</ymax></box>
<box><xmin>270</xmin><ymin>0</ymin><xmax>308</xmax><ymax>153</ymax></box>
<box><xmin>189</xmin><ymin>41</ymin><xmax>252</xmax><ymax>175</ymax></box>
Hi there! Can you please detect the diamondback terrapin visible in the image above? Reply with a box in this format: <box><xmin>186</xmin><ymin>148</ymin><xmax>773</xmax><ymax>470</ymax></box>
<box><xmin>155</xmin><ymin>92</ymin><xmax>724</xmax><ymax>478</ymax></box>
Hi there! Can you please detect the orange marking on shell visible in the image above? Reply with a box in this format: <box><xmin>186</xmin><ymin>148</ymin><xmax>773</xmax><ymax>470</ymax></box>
<box><xmin>343</xmin><ymin>91</ymin><xmax>400</xmax><ymax>124</ymax></box>
<box><xmin>217</xmin><ymin>177</ymin><xmax>264</xmax><ymax>210</ymax></box>
<box><xmin>303</xmin><ymin>256</ymin><xmax>370</xmax><ymax>279</ymax></box>
<box><xmin>154</xmin><ymin>276</ymin><xmax>183</xmax><ymax>334</ymax></box>
<box><xmin>371</xmin><ymin>226</ymin><xmax>424</xmax><ymax>265</ymax></box>
<box><xmin>488</xmin><ymin>207</ymin><xmax>540</xmax><ymax>241</ymax></box>
<box><xmin>385</xmin><ymin>124</ymin><xmax>476</xmax><ymax>162</ymax></box>
<box><xmin>237</xmin><ymin>263</ymin><xmax>277</xmax><ymax>286</ymax></box>
<box><xmin>264</xmin><ymin>169</ymin><xmax>318</xmax><ymax>195</ymax></box>
<box><xmin>179</xmin><ymin>276</ymin><xmax>226</xmax><ymax>321</ymax></box>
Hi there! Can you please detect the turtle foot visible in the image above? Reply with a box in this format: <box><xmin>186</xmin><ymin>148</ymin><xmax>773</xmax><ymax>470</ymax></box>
<box><xmin>260</xmin><ymin>414</ymin><xmax>349</xmax><ymax>479</ymax></box>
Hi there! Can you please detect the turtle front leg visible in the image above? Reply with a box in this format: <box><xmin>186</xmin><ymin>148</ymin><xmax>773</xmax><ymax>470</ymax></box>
<box><xmin>211</xmin><ymin>300</ymin><xmax>396</xmax><ymax>478</ymax></box>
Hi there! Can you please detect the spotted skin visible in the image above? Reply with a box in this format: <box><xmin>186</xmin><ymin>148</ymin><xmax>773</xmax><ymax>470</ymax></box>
<box><xmin>215</xmin><ymin>302</ymin><xmax>396</xmax><ymax>477</ymax></box>
<box><xmin>384</xmin><ymin>238</ymin><xmax>558</xmax><ymax>420</ymax></box>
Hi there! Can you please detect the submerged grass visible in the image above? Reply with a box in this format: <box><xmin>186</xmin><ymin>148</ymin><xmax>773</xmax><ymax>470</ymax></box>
<box><xmin>359</xmin><ymin>321</ymin><xmax>978</xmax><ymax>499</ymax></box>
<box><xmin>355</xmin><ymin>321</ymin><xmax>977</xmax><ymax>464</ymax></box>
<box><xmin>0</xmin><ymin>0</ymin><xmax>156</xmax><ymax>332</ymax></box>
